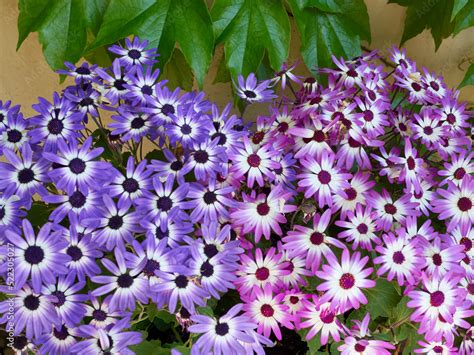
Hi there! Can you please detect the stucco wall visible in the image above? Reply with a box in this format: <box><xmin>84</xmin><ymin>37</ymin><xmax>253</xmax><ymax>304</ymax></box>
<box><xmin>0</xmin><ymin>0</ymin><xmax>473</xmax><ymax>119</ymax></box>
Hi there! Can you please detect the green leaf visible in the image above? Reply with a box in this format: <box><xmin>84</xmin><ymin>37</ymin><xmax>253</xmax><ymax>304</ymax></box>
<box><xmin>91</xmin><ymin>0</ymin><xmax>214</xmax><ymax>87</ymax></box>
<box><xmin>26</xmin><ymin>201</ymin><xmax>51</xmax><ymax>227</ymax></box>
<box><xmin>196</xmin><ymin>306</ymin><xmax>214</xmax><ymax>317</ymax></box>
<box><xmin>213</xmin><ymin>47</ymin><xmax>231</xmax><ymax>84</ymax></box>
<box><xmin>459</xmin><ymin>63</ymin><xmax>474</xmax><ymax>88</ymax></box>
<box><xmin>399</xmin><ymin>0</ymin><xmax>455</xmax><ymax>50</ymax></box>
<box><xmin>297</xmin><ymin>328</ymin><xmax>322</xmax><ymax>354</ymax></box>
<box><xmin>211</xmin><ymin>0</ymin><xmax>290</xmax><ymax>77</ymax></box>
<box><xmin>363</xmin><ymin>279</ymin><xmax>401</xmax><ymax>320</ymax></box>
<box><xmin>452</xmin><ymin>0</ymin><xmax>474</xmax><ymax>35</ymax></box>
<box><xmin>304</xmin><ymin>0</ymin><xmax>341</xmax><ymax>12</ymax></box>
<box><xmin>389</xmin><ymin>296</ymin><xmax>413</xmax><ymax>325</ymax></box>
<box><xmin>452</xmin><ymin>0</ymin><xmax>468</xmax><ymax>20</ymax></box>
<box><xmin>17</xmin><ymin>0</ymin><xmax>55</xmax><ymax>49</ymax></box>
<box><xmin>337</xmin><ymin>0</ymin><xmax>371</xmax><ymax>42</ymax></box>
<box><xmin>129</xmin><ymin>339</ymin><xmax>169</xmax><ymax>355</ymax></box>
<box><xmin>162</xmin><ymin>49</ymin><xmax>194</xmax><ymax>91</ymax></box>
<box><xmin>402</xmin><ymin>330</ymin><xmax>424</xmax><ymax>355</ymax></box>
<box><xmin>83</xmin><ymin>0</ymin><xmax>111</xmax><ymax>35</ymax></box>
<box><xmin>171</xmin><ymin>345</ymin><xmax>191</xmax><ymax>355</ymax></box>
<box><xmin>289</xmin><ymin>0</ymin><xmax>363</xmax><ymax>71</ymax></box>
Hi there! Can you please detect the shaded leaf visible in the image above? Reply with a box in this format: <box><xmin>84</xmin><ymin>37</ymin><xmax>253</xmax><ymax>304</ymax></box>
<box><xmin>162</xmin><ymin>49</ymin><xmax>194</xmax><ymax>91</ymax></box>
<box><xmin>459</xmin><ymin>63</ymin><xmax>474</xmax><ymax>88</ymax></box>
<box><xmin>363</xmin><ymin>279</ymin><xmax>401</xmax><ymax>320</ymax></box>
<box><xmin>389</xmin><ymin>296</ymin><xmax>413</xmax><ymax>325</ymax></box>
<box><xmin>452</xmin><ymin>0</ymin><xmax>474</xmax><ymax>35</ymax></box>
<box><xmin>297</xmin><ymin>328</ymin><xmax>323</xmax><ymax>354</ymax></box>
<box><xmin>452</xmin><ymin>0</ymin><xmax>468</xmax><ymax>20</ymax></box>
<box><xmin>83</xmin><ymin>0</ymin><xmax>111</xmax><ymax>35</ymax></box>
<box><xmin>304</xmin><ymin>0</ymin><xmax>341</xmax><ymax>12</ymax></box>
<box><xmin>213</xmin><ymin>47</ymin><xmax>231</xmax><ymax>84</ymax></box>
<box><xmin>17</xmin><ymin>0</ymin><xmax>55</xmax><ymax>49</ymax></box>
<box><xmin>27</xmin><ymin>201</ymin><xmax>51</xmax><ymax>227</ymax></box>
<box><xmin>129</xmin><ymin>339</ymin><xmax>169</xmax><ymax>355</ymax></box>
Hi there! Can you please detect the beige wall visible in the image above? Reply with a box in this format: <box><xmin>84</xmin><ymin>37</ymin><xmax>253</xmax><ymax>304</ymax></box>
<box><xmin>1</xmin><ymin>0</ymin><xmax>473</xmax><ymax>119</ymax></box>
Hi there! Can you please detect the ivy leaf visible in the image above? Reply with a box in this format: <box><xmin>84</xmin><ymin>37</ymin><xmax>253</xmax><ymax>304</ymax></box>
<box><xmin>399</xmin><ymin>0</ymin><xmax>455</xmax><ymax>50</ymax></box>
<box><xmin>459</xmin><ymin>63</ymin><xmax>474</xmax><ymax>88</ymax></box>
<box><xmin>289</xmin><ymin>0</ymin><xmax>363</xmax><ymax>71</ymax></box>
<box><xmin>211</xmin><ymin>0</ymin><xmax>290</xmax><ymax>77</ymax></box>
<box><xmin>162</xmin><ymin>49</ymin><xmax>194</xmax><ymax>91</ymax></box>
<box><xmin>91</xmin><ymin>0</ymin><xmax>214</xmax><ymax>87</ymax></box>
<box><xmin>452</xmin><ymin>0</ymin><xmax>474</xmax><ymax>35</ymax></box>
<box><xmin>304</xmin><ymin>0</ymin><xmax>341</xmax><ymax>13</ymax></box>
<box><xmin>363</xmin><ymin>279</ymin><xmax>401</xmax><ymax>320</ymax></box>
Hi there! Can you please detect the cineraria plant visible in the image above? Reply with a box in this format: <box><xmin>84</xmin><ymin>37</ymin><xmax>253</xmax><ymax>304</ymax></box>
<box><xmin>0</xmin><ymin>37</ymin><xmax>473</xmax><ymax>355</ymax></box>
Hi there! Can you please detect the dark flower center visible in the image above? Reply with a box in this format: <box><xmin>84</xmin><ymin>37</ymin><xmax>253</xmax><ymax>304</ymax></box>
<box><xmin>92</xmin><ymin>309</ymin><xmax>107</xmax><ymax>321</ymax></box>
<box><xmin>66</xmin><ymin>246</ymin><xmax>83</xmax><ymax>261</ymax></box>
<box><xmin>128</xmin><ymin>49</ymin><xmax>141</xmax><ymax>59</ymax></box>
<box><xmin>161</xmin><ymin>104</ymin><xmax>175</xmax><ymax>116</ymax></box>
<box><xmin>260</xmin><ymin>304</ymin><xmax>274</xmax><ymax>317</ymax></box>
<box><xmin>69</xmin><ymin>158</ymin><xmax>86</xmax><ymax>174</ymax></box>
<box><xmin>7</xmin><ymin>129</ymin><xmax>22</xmax><ymax>143</ymax></box>
<box><xmin>433</xmin><ymin>346</ymin><xmax>443</xmax><ymax>354</ymax></box>
<box><xmin>117</xmin><ymin>274</ymin><xmax>134</xmax><ymax>288</ymax></box>
<box><xmin>256</xmin><ymin>202</ymin><xmax>270</xmax><ymax>216</ymax></box>
<box><xmin>194</xmin><ymin>150</ymin><xmax>209</xmax><ymax>164</ymax></box>
<box><xmin>76</xmin><ymin>66</ymin><xmax>91</xmax><ymax>75</ymax></box>
<box><xmin>357</xmin><ymin>223</ymin><xmax>368</xmax><ymax>234</ymax></box>
<box><xmin>354</xmin><ymin>343</ymin><xmax>366</xmax><ymax>352</ymax></box>
<box><xmin>179</xmin><ymin>307</ymin><xmax>191</xmax><ymax>319</ymax></box>
<box><xmin>204</xmin><ymin>244</ymin><xmax>218</xmax><ymax>258</ymax></box>
<box><xmin>446</xmin><ymin>113</ymin><xmax>456</xmax><ymax>124</ymax></box>
<box><xmin>454</xmin><ymin>167</ymin><xmax>466</xmax><ymax>180</ymax></box>
<box><xmin>203</xmin><ymin>191</ymin><xmax>217</xmax><ymax>204</ymax></box>
<box><xmin>430</xmin><ymin>81</ymin><xmax>440</xmax><ymax>91</ymax></box>
<box><xmin>122</xmin><ymin>178</ymin><xmax>139</xmax><ymax>193</ymax></box>
<box><xmin>289</xmin><ymin>296</ymin><xmax>299</xmax><ymax>304</ymax></box>
<box><xmin>157</xmin><ymin>196</ymin><xmax>173</xmax><ymax>211</ymax></box>
<box><xmin>114</xmin><ymin>79</ymin><xmax>126</xmax><ymax>90</ymax></box>
<box><xmin>141</xmin><ymin>85</ymin><xmax>153</xmax><ymax>95</ymax></box>
<box><xmin>252</xmin><ymin>131</ymin><xmax>265</xmax><ymax>144</ymax></box>
<box><xmin>392</xmin><ymin>251</ymin><xmax>405</xmax><ymax>264</ymax></box>
<box><xmin>244</xmin><ymin>90</ymin><xmax>257</xmax><ymax>99</ymax></box>
<box><xmin>411</xmin><ymin>82</ymin><xmax>422</xmax><ymax>92</ymax></box>
<box><xmin>175</xmin><ymin>275</ymin><xmax>188</xmax><ymax>288</ymax></box>
<box><xmin>255</xmin><ymin>267</ymin><xmax>270</xmax><ymax>281</ymax></box>
<box><xmin>54</xmin><ymin>326</ymin><xmax>70</xmax><ymax>341</ymax></box>
<box><xmin>344</xmin><ymin>187</ymin><xmax>357</xmax><ymax>200</ymax></box>
<box><xmin>457</xmin><ymin>197</ymin><xmax>472</xmax><ymax>212</ymax></box>
<box><xmin>170</xmin><ymin>160</ymin><xmax>183</xmax><ymax>171</ymax></box>
<box><xmin>423</xmin><ymin>126</ymin><xmax>433</xmax><ymax>135</ymax></box>
<box><xmin>247</xmin><ymin>153</ymin><xmax>261</xmax><ymax>167</ymax></box>
<box><xmin>310</xmin><ymin>96</ymin><xmax>322</xmax><ymax>105</ymax></box>
<box><xmin>363</xmin><ymin>110</ymin><xmax>374</xmax><ymax>122</ymax></box>
<box><xmin>348</xmin><ymin>137</ymin><xmax>361</xmax><ymax>148</ymax></box>
<box><xmin>285</xmin><ymin>261</ymin><xmax>294</xmax><ymax>273</ymax></box>
<box><xmin>467</xmin><ymin>283</ymin><xmax>474</xmax><ymax>295</ymax></box>
<box><xmin>460</xmin><ymin>237</ymin><xmax>472</xmax><ymax>251</ymax></box>
<box><xmin>305</xmin><ymin>130</ymin><xmax>325</xmax><ymax>144</ymax></box>
<box><xmin>407</xmin><ymin>156</ymin><xmax>416</xmax><ymax>170</ymax></box>
<box><xmin>318</xmin><ymin>170</ymin><xmax>331</xmax><ymax>184</ymax></box>
<box><xmin>180</xmin><ymin>124</ymin><xmax>192</xmax><ymax>135</ymax></box>
<box><xmin>368</xmin><ymin>90</ymin><xmax>376</xmax><ymax>101</ymax></box>
<box><xmin>398</xmin><ymin>122</ymin><xmax>407</xmax><ymax>131</ymax></box>
<box><xmin>215</xmin><ymin>322</ymin><xmax>229</xmax><ymax>336</ymax></box>
<box><xmin>25</xmin><ymin>245</ymin><xmax>44</xmax><ymax>264</ymax></box>
<box><xmin>278</xmin><ymin>122</ymin><xmax>289</xmax><ymax>133</ymax></box>
<box><xmin>155</xmin><ymin>227</ymin><xmax>168</xmax><ymax>240</ymax></box>
<box><xmin>320</xmin><ymin>311</ymin><xmax>335</xmax><ymax>324</ymax></box>
<box><xmin>339</xmin><ymin>273</ymin><xmax>355</xmax><ymax>289</ymax></box>
<box><xmin>0</xmin><ymin>206</ymin><xmax>5</xmax><ymax>220</ymax></box>
<box><xmin>131</xmin><ymin>117</ymin><xmax>145</xmax><ymax>129</ymax></box>
<box><xmin>24</xmin><ymin>294</ymin><xmax>40</xmax><ymax>310</ymax></box>
<box><xmin>47</xmin><ymin>118</ymin><xmax>64</xmax><ymax>135</ymax></box>
<box><xmin>347</xmin><ymin>68</ymin><xmax>358</xmax><ymax>77</ymax></box>
<box><xmin>432</xmin><ymin>253</ymin><xmax>442</xmax><ymax>266</ymax></box>
<box><xmin>52</xmin><ymin>291</ymin><xmax>66</xmax><ymax>307</ymax></box>
<box><xmin>430</xmin><ymin>290</ymin><xmax>445</xmax><ymax>307</ymax></box>
<box><xmin>142</xmin><ymin>259</ymin><xmax>160</xmax><ymax>277</ymax></box>
<box><xmin>79</xmin><ymin>97</ymin><xmax>94</xmax><ymax>107</ymax></box>
<box><xmin>200</xmin><ymin>260</ymin><xmax>214</xmax><ymax>277</ymax></box>
<box><xmin>211</xmin><ymin>132</ymin><xmax>227</xmax><ymax>145</ymax></box>
<box><xmin>69</xmin><ymin>191</ymin><xmax>86</xmax><ymax>208</ymax></box>
<box><xmin>384</xmin><ymin>203</ymin><xmax>397</xmax><ymax>215</ymax></box>
<box><xmin>108</xmin><ymin>215</ymin><xmax>124</xmax><ymax>230</ymax></box>
<box><xmin>18</xmin><ymin>168</ymin><xmax>35</xmax><ymax>184</ymax></box>
<box><xmin>13</xmin><ymin>336</ymin><xmax>28</xmax><ymax>350</ymax></box>
<box><xmin>310</xmin><ymin>232</ymin><xmax>324</xmax><ymax>245</ymax></box>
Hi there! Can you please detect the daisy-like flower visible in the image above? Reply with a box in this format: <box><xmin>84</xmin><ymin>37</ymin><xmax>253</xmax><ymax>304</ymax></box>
<box><xmin>234</xmin><ymin>73</ymin><xmax>277</xmax><ymax>103</ymax></box>
<box><xmin>231</xmin><ymin>186</ymin><xmax>296</xmax><ymax>242</ymax></box>
<box><xmin>0</xmin><ymin>145</ymin><xmax>49</xmax><ymax>199</ymax></box>
<box><xmin>439</xmin><ymin>96</ymin><xmax>469</xmax><ymax>135</ymax></box>
<box><xmin>94</xmin><ymin>58</ymin><xmax>132</xmax><ymax>104</ymax></box>
<box><xmin>64</xmin><ymin>85</ymin><xmax>100</xmax><ymax>119</ymax></box>
<box><xmin>316</xmin><ymin>249</ymin><xmax>376</xmax><ymax>312</ymax></box>
<box><xmin>367</xmin><ymin>189</ymin><xmax>419</xmax><ymax>231</ymax></box>
<box><xmin>109</xmin><ymin>109</ymin><xmax>153</xmax><ymax>142</ymax></box>
<box><xmin>189</xmin><ymin>304</ymin><xmax>260</xmax><ymax>355</ymax></box>
<box><xmin>0</xmin><ymin>190</ymin><xmax>25</xmax><ymax>232</ymax></box>
<box><xmin>412</xmin><ymin>109</ymin><xmax>447</xmax><ymax>148</ymax></box>
<box><xmin>407</xmin><ymin>272</ymin><xmax>465</xmax><ymax>326</ymax></box>
<box><xmin>374</xmin><ymin>232</ymin><xmax>422</xmax><ymax>286</ymax></box>
<box><xmin>242</xmin><ymin>284</ymin><xmax>293</xmax><ymax>340</ymax></box>
<box><xmin>438</xmin><ymin>150</ymin><xmax>474</xmax><ymax>187</ymax></box>
<box><xmin>91</xmin><ymin>248</ymin><xmax>150</xmax><ymax>312</ymax></box>
<box><xmin>124</xmin><ymin>65</ymin><xmax>161</xmax><ymax>104</ymax></box>
<box><xmin>414</xmin><ymin>340</ymin><xmax>458</xmax><ymax>354</ymax></box>
<box><xmin>5</xmin><ymin>220</ymin><xmax>69</xmax><ymax>292</ymax></box>
<box><xmin>371</xmin><ymin>146</ymin><xmax>403</xmax><ymax>182</ymax></box>
<box><xmin>106</xmin><ymin>156</ymin><xmax>152</xmax><ymax>204</ymax></box>
<box><xmin>84</xmin><ymin>296</ymin><xmax>130</xmax><ymax>329</ymax></box>
<box><xmin>418</xmin><ymin>237</ymin><xmax>465</xmax><ymax>278</ymax></box>
<box><xmin>290</xmin><ymin>118</ymin><xmax>332</xmax><ymax>160</ymax></box>
<box><xmin>57</xmin><ymin>62</ymin><xmax>97</xmax><ymax>83</ymax></box>
<box><xmin>278</xmin><ymin>249</ymin><xmax>312</xmax><ymax>290</ymax></box>
<box><xmin>433</xmin><ymin>177</ymin><xmax>474</xmax><ymax>232</ymax></box>
<box><xmin>167</xmin><ymin>104</ymin><xmax>210</xmax><ymax>148</ymax></box>
<box><xmin>148</xmin><ymin>149</ymin><xmax>193</xmax><ymax>184</ymax></box>
<box><xmin>324</xmin><ymin>56</ymin><xmax>363</xmax><ymax>88</ymax></box>
<box><xmin>336</xmin><ymin>204</ymin><xmax>380</xmax><ymax>251</ymax></box>
<box><xmin>0</xmin><ymin>284</ymin><xmax>58</xmax><ymax>340</ymax></box>
<box><xmin>43</xmin><ymin>136</ymin><xmax>111</xmax><ymax>194</ymax></box>
<box><xmin>229</xmin><ymin>136</ymin><xmax>280</xmax><ymax>188</ymax></box>
<box><xmin>460</xmin><ymin>272</ymin><xmax>474</xmax><ymax>304</ymax></box>
<box><xmin>391</xmin><ymin>138</ymin><xmax>427</xmax><ymax>193</ymax></box>
<box><xmin>408</xmin><ymin>180</ymin><xmax>436</xmax><ymax>216</ymax></box>
<box><xmin>298</xmin><ymin>152</ymin><xmax>352</xmax><ymax>207</ymax></box>
<box><xmin>333</xmin><ymin>172</ymin><xmax>375</xmax><ymax>218</ymax></box>
<box><xmin>422</xmin><ymin>68</ymin><xmax>448</xmax><ymax>100</ymax></box>
<box><xmin>235</xmin><ymin>247</ymin><xmax>289</xmax><ymax>297</ymax></box>
<box><xmin>135</xmin><ymin>174</ymin><xmax>190</xmax><ymax>226</ymax></box>
<box><xmin>281</xmin><ymin>290</ymin><xmax>310</xmax><ymax>329</ymax></box>
<box><xmin>354</xmin><ymin>97</ymin><xmax>389</xmax><ymax>138</ymax></box>
<box><xmin>143</xmin><ymin>85</ymin><xmax>183</xmax><ymax>125</ymax></box>
<box><xmin>0</xmin><ymin>99</ymin><xmax>20</xmax><ymax>132</ymax></box>
<box><xmin>283</xmin><ymin>209</ymin><xmax>345</xmax><ymax>272</ymax></box>
<box><xmin>460</xmin><ymin>327</ymin><xmax>474</xmax><ymax>355</ymax></box>
<box><xmin>187</xmin><ymin>138</ymin><xmax>227</xmax><ymax>181</ymax></box>
<box><xmin>108</xmin><ymin>37</ymin><xmax>158</xmax><ymax>67</ymax></box>
<box><xmin>299</xmin><ymin>298</ymin><xmax>344</xmax><ymax>345</ymax></box>
<box><xmin>37</xmin><ymin>324</ymin><xmax>79</xmax><ymax>355</ymax></box>
<box><xmin>0</xmin><ymin>112</ymin><xmax>29</xmax><ymax>153</ymax></box>
<box><xmin>395</xmin><ymin>70</ymin><xmax>430</xmax><ymax>104</ymax></box>
<box><xmin>85</xmin><ymin>195</ymin><xmax>140</xmax><ymax>251</ymax></box>
<box><xmin>70</xmin><ymin>317</ymin><xmax>142</xmax><ymax>354</ymax></box>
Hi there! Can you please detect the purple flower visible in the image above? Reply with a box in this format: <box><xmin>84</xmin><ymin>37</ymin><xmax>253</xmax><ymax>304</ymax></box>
<box><xmin>110</xmin><ymin>109</ymin><xmax>153</xmax><ymax>142</ymax></box>
<box><xmin>234</xmin><ymin>73</ymin><xmax>277</xmax><ymax>103</ymax></box>
<box><xmin>57</xmin><ymin>62</ymin><xmax>97</xmax><ymax>83</ymax></box>
<box><xmin>37</xmin><ymin>324</ymin><xmax>79</xmax><ymax>354</ymax></box>
<box><xmin>0</xmin><ymin>111</ymin><xmax>29</xmax><ymax>153</ymax></box>
<box><xmin>0</xmin><ymin>190</ymin><xmax>26</xmax><ymax>232</ymax></box>
<box><xmin>94</xmin><ymin>58</ymin><xmax>132</xmax><ymax>104</ymax></box>
<box><xmin>166</xmin><ymin>104</ymin><xmax>210</xmax><ymax>148</ymax></box>
<box><xmin>125</xmin><ymin>65</ymin><xmax>161</xmax><ymax>104</ymax></box>
<box><xmin>300</xmin><ymin>299</ymin><xmax>343</xmax><ymax>345</ymax></box>
<box><xmin>108</xmin><ymin>37</ymin><xmax>158</xmax><ymax>68</ymax></box>
<box><xmin>0</xmin><ymin>100</ymin><xmax>20</xmax><ymax>132</ymax></box>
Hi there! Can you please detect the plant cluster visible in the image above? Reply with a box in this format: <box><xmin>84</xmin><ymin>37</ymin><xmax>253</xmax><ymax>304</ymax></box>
<box><xmin>0</xmin><ymin>37</ymin><xmax>473</xmax><ymax>354</ymax></box>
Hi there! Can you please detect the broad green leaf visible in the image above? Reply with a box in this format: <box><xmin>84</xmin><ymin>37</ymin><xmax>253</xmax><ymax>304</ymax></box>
<box><xmin>337</xmin><ymin>0</ymin><xmax>371</xmax><ymax>42</ymax></box>
<box><xmin>363</xmin><ymin>279</ymin><xmax>401</xmax><ymax>320</ymax></box>
<box><xmin>37</xmin><ymin>0</ymin><xmax>88</xmax><ymax>69</ymax></box>
<box><xmin>162</xmin><ymin>49</ymin><xmax>194</xmax><ymax>91</ymax></box>
<box><xmin>196</xmin><ymin>306</ymin><xmax>214</xmax><ymax>317</ymax></box>
<box><xmin>27</xmin><ymin>201</ymin><xmax>51</xmax><ymax>227</ymax></box>
<box><xmin>91</xmin><ymin>0</ymin><xmax>213</xmax><ymax>86</ymax></box>
<box><xmin>389</xmin><ymin>296</ymin><xmax>413</xmax><ymax>325</ymax></box>
<box><xmin>211</xmin><ymin>0</ymin><xmax>290</xmax><ymax>77</ymax></box>
<box><xmin>453</xmin><ymin>0</ymin><xmax>474</xmax><ymax>35</ymax></box>
<box><xmin>17</xmin><ymin>0</ymin><xmax>56</xmax><ymax>49</ymax></box>
<box><xmin>459</xmin><ymin>63</ymin><xmax>474</xmax><ymax>88</ymax></box>
<box><xmin>402</xmin><ymin>330</ymin><xmax>424</xmax><ymax>355</ymax></box>
<box><xmin>400</xmin><ymin>0</ymin><xmax>455</xmax><ymax>50</ymax></box>
<box><xmin>452</xmin><ymin>0</ymin><xmax>468</xmax><ymax>20</ymax></box>
<box><xmin>304</xmin><ymin>0</ymin><xmax>341</xmax><ymax>12</ymax></box>
<box><xmin>289</xmin><ymin>1</ymin><xmax>362</xmax><ymax>71</ymax></box>
<box><xmin>298</xmin><ymin>328</ymin><xmax>322</xmax><ymax>354</ymax></box>
<box><xmin>129</xmin><ymin>340</ymin><xmax>169</xmax><ymax>355</ymax></box>
<box><xmin>83</xmin><ymin>0</ymin><xmax>111</xmax><ymax>35</ymax></box>
<box><xmin>213</xmin><ymin>47</ymin><xmax>231</xmax><ymax>84</ymax></box>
